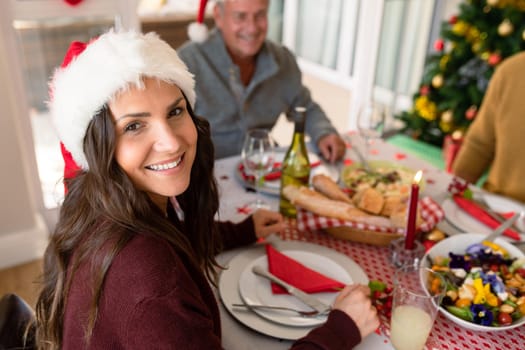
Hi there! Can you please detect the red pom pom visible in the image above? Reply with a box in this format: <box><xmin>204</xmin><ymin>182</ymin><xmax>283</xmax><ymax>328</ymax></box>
<box><xmin>64</xmin><ymin>0</ymin><xmax>83</xmax><ymax>6</ymax></box>
<box><xmin>449</xmin><ymin>15</ymin><xmax>458</xmax><ymax>25</ymax></box>
<box><xmin>434</xmin><ymin>39</ymin><xmax>444</xmax><ymax>51</ymax></box>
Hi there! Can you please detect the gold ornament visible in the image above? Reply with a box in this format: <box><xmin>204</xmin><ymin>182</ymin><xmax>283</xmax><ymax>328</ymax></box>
<box><xmin>439</xmin><ymin>120</ymin><xmax>453</xmax><ymax>133</ymax></box>
<box><xmin>483</xmin><ymin>5</ymin><xmax>492</xmax><ymax>12</ymax></box>
<box><xmin>452</xmin><ymin>21</ymin><xmax>469</xmax><ymax>36</ymax></box>
<box><xmin>439</xmin><ymin>55</ymin><xmax>450</xmax><ymax>70</ymax></box>
<box><xmin>472</xmin><ymin>41</ymin><xmax>482</xmax><ymax>53</ymax></box>
<box><xmin>522</xmin><ymin>29</ymin><xmax>525</xmax><ymax>41</ymax></box>
<box><xmin>441</xmin><ymin>110</ymin><xmax>454</xmax><ymax>123</ymax></box>
<box><xmin>415</xmin><ymin>96</ymin><xmax>437</xmax><ymax>121</ymax></box>
<box><xmin>498</xmin><ymin>19</ymin><xmax>513</xmax><ymax>36</ymax></box>
<box><xmin>452</xmin><ymin>130</ymin><xmax>463</xmax><ymax>140</ymax></box>
<box><xmin>481</xmin><ymin>51</ymin><xmax>490</xmax><ymax>60</ymax></box>
<box><xmin>467</xmin><ymin>27</ymin><xmax>480</xmax><ymax>41</ymax></box>
<box><xmin>487</xmin><ymin>0</ymin><xmax>499</xmax><ymax>6</ymax></box>
<box><xmin>432</xmin><ymin>74</ymin><xmax>444</xmax><ymax>88</ymax></box>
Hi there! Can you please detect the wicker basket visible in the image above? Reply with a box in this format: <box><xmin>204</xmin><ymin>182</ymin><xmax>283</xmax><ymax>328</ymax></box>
<box><xmin>324</xmin><ymin>226</ymin><xmax>403</xmax><ymax>246</ymax></box>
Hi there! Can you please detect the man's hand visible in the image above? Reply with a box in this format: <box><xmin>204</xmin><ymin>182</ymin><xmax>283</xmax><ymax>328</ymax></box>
<box><xmin>317</xmin><ymin>133</ymin><xmax>346</xmax><ymax>163</ymax></box>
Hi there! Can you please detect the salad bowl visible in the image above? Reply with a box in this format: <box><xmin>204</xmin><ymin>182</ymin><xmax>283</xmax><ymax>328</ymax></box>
<box><xmin>423</xmin><ymin>233</ymin><xmax>525</xmax><ymax>331</ymax></box>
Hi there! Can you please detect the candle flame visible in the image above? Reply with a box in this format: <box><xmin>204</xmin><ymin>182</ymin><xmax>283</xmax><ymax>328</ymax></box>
<box><xmin>413</xmin><ymin>170</ymin><xmax>423</xmax><ymax>184</ymax></box>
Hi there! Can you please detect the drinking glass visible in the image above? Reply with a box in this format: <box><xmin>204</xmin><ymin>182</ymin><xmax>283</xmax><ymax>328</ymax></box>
<box><xmin>390</xmin><ymin>265</ymin><xmax>445</xmax><ymax>350</ymax></box>
<box><xmin>241</xmin><ymin>128</ymin><xmax>275</xmax><ymax>211</ymax></box>
<box><xmin>356</xmin><ymin>101</ymin><xmax>387</xmax><ymax>158</ymax></box>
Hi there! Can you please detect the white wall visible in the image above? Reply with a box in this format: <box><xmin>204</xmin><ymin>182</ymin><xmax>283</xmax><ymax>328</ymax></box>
<box><xmin>0</xmin><ymin>2</ymin><xmax>48</xmax><ymax>269</ymax></box>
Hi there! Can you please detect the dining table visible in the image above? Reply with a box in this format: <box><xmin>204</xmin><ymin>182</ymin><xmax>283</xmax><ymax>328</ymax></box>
<box><xmin>213</xmin><ymin>132</ymin><xmax>525</xmax><ymax>350</ymax></box>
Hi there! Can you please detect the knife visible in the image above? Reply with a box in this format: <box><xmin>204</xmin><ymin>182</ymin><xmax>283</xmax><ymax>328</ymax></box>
<box><xmin>482</xmin><ymin>212</ymin><xmax>522</xmax><ymax>243</ymax></box>
<box><xmin>471</xmin><ymin>193</ymin><xmax>522</xmax><ymax>232</ymax></box>
<box><xmin>252</xmin><ymin>265</ymin><xmax>332</xmax><ymax>314</ymax></box>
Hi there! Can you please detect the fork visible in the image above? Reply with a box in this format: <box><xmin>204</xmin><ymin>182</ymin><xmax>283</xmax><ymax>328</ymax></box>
<box><xmin>231</xmin><ymin>303</ymin><xmax>329</xmax><ymax>317</ymax></box>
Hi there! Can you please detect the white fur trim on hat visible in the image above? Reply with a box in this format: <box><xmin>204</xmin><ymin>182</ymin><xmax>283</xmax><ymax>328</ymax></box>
<box><xmin>49</xmin><ymin>30</ymin><xmax>196</xmax><ymax>171</ymax></box>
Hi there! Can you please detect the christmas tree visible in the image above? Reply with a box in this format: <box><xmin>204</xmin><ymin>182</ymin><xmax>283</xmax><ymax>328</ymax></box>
<box><xmin>397</xmin><ymin>0</ymin><xmax>525</xmax><ymax>147</ymax></box>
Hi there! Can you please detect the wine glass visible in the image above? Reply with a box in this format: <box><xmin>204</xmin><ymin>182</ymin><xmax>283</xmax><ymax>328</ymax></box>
<box><xmin>356</xmin><ymin>101</ymin><xmax>387</xmax><ymax>159</ymax></box>
<box><xmin>241</xmin><ymin>128</ymin><xmax>275</xmax><ymax>211</ymax></box>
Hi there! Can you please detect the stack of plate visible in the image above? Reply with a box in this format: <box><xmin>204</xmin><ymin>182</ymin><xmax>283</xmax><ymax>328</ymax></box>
<box><xmin>218</xmin><ymin>241</ymin><xmax>368</xmax><ymax>340</ymax></box>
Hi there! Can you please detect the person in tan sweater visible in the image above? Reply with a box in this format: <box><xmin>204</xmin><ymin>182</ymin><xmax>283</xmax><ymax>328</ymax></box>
<box><xmin>452</xmin><ymin>51</ymin><xmax>525</xmax><ymax>204</ymax></box>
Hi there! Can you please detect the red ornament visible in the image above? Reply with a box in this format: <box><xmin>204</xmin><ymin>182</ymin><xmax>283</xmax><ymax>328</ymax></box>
<box><xmin>465</xmin><ymin>106</ymin><xmax>478</xmax><ymax>120</ymax></box>
<box><xmin>488</xmin><ymin>53</ymin><xmax>502</xmax><ymax>66</ymax></box>
<box><xmin>434</xmin><ymin>39</ymin><xmax>444</xmax><ymax>51</ymax></box>
<box><xmin>64</xmin><ymin>0</ymin><xmax>83</xmax><ymax>6</ymax></box>
<box><xmin>419</xmin><ymin>85</ymin><xmax>430</xmax><ymax>96</ymax></box>
<box><xmin>449</xmin><ymin>15</ymin><xmax>458</xmax><ymax>25</ymax></box>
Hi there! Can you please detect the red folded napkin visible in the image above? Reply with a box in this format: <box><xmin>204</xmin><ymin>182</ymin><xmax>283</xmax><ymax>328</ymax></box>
<box><xmin>453</xmin><ymin>195</ymin><xmax>521</xmax><ymax>241</ymax></box>
<box><xmin>265</xmin><ymin>244</ymin><xmax>345</xmax><ymax>294</ymax></box>
<box><xmin>239</xmin><ymin>161</ymin><xmax>322</xmax><ymax>182</ymax></box>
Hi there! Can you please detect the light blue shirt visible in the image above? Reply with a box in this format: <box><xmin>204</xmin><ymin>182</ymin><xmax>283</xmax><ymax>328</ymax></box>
<box><xmin>178</xmin><ymin>28</ymin><xmax>338</xmax><ymax>159</ymax></box>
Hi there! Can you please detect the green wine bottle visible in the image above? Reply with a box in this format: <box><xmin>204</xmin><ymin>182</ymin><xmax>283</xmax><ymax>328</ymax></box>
<box><xmin>279</xmin><ymin>107</ymin><xmax>311</xmax><ymax>218</ymax></box>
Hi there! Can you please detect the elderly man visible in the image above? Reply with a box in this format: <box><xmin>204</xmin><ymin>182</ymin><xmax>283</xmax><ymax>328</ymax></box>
<box><xmin>178</xmin><ymin>0</ymin><xmax>346</xmax><ymax>162</ymax></box>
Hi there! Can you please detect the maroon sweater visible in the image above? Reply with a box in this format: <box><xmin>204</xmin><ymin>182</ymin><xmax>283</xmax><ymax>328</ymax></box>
<box><xmin>62</xmin><ymin>218</ymin><xmax>361</xmax><ymax>349</ymax></box>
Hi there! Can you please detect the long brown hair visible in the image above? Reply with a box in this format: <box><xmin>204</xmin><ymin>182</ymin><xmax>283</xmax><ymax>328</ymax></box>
<box><xmin>35</xmin><ymin>99</ymin><xmax>221</xmax><ymax>349</ymax></box>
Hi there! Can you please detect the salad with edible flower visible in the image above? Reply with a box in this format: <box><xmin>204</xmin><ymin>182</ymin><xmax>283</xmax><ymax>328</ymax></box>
<box><xmin>429</xmin><ymin>240</ymin><xmax>525</xmax><ymax>327</ymax></box>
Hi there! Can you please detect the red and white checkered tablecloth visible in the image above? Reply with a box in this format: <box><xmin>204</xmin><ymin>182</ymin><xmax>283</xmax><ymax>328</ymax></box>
<box><xmin>279</xmin><ymin>219</ymin><xmax>525</xmax><ymax>350</ymax></box>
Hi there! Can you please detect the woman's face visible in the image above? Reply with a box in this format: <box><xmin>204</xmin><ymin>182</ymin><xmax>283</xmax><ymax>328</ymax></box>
<box><xmin>109</xmin><ymin>78</ymin><xmax>197</xmax><ymax>210</ymax></box>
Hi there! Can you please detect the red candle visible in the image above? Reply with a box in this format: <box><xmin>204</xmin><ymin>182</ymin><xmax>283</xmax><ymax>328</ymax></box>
<box><xmin>405</xmin><ymin>170</ymin><xmax>423</xmax><ymax>249</ymax></box>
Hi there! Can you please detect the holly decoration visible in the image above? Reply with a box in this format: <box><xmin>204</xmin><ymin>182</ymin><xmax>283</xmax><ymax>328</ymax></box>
<box><xmin>396</xmin><ymin>0</ymin><xmax>525</xmax><ymax>147</ymax></box>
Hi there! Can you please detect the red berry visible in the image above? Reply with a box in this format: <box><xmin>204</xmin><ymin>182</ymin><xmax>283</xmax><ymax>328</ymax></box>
<box><xmin>373</xmin><ymin>291</ymin><xmax>382</xmax><ymax>299</ymax></box>
<box><xmin>498</xmin><ymin>312</ymin><xmax>512</xmax><ymax>326</ymax></box>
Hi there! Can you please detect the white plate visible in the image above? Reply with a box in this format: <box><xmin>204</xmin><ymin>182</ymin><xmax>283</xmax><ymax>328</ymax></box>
<box><xmin>236</xmin><ymin>152</ymin><xmax>332</xmax><ymax>196</ymax></box>
<box><xmin>238</xmin><ymin>251</ymin><xmax>352</xmax><ymax>327</ymax></box>
<box><xmin>442</xmin><ymin>192</ymin><xmax>525</xmax><ymax>241</ymax></box>
<box><xmin>218</xmin><ymin>241</ymin><xmax>368</xmax><ymax>340</ymax></box>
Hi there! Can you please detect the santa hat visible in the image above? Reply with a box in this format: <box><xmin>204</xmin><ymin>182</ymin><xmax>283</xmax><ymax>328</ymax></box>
<box><xmin>187</xmin><ymin>0</ymin><xmax>210</xmax><ymax>42</ymax></box>
<box><xmin>49</xmin><ymin>30</ymin><xmax>196</xmax><ymax>173</ymax></box>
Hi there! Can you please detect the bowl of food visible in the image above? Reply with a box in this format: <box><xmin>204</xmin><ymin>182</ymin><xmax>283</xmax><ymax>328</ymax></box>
<box><xmin>423</xmin><ymin>233</ymin><xmax>525</xmax><ymax>331</ymax></box>
<box><xmin>341</xmin><ymin>160</ymin><xmax>423</xmax><ymax>197</ymax></box>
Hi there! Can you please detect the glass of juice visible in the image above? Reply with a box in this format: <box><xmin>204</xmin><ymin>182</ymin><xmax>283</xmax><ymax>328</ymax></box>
<box><xmin>390</xmin><ymin>265</ymin><xmax>445</xmax><ymax>350</ymax></box>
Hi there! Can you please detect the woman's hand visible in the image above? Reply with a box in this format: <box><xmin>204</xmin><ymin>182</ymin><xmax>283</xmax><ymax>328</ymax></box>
<box><xmin>333</xmin><ymin>284</ymin><xmax>380</xmax><ymax>339</ymax></box>
<box><xmin>251</xmin><ymin>209</ymin><xmax>286</xmax><ymax>239</ymax></box>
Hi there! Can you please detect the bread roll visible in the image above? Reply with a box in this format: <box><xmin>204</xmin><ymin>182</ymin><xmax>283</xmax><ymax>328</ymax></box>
<box><xmin>312</xmin><ymin>174</ymin><xmax>353</xmax><ymax>204</ymax></box>
<box><xmin>380</xmin><ymin>195</ymin><xmax>407</xmax><ymax>217</ymax></box>
<box><xmin>353</xmin><ymin>188</ymin><xmax>384</xmax><ymax>215</ymax></box>
<box><xmin>282</xmin><ymin>185</ymin><xmax>393</xmax><ymax>227</ymax></box>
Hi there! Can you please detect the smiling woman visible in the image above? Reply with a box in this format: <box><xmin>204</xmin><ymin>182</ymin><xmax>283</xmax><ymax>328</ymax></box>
<box><xmin>34</xmin><ymin>30</ymin><xmax>282</xmax><ymax>350</ymax></box>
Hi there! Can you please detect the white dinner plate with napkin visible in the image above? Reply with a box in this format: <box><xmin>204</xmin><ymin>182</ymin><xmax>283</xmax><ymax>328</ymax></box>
<box><xmin>238</xmin><ymin>250</ymin><xmax>352</xmax><ymax>327</ymax></box>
